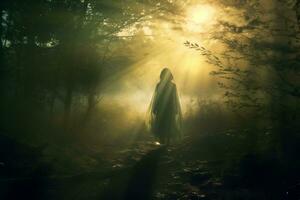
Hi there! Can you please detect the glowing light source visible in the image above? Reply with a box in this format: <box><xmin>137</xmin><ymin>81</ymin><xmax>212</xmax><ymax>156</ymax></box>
<box><xmin>109</xmin><ymin>3</ymin><xmax>220</xmax><ymax>116</ymax></box>
<box><xmin>185</xmin><ymin>5</ymin><xmax>216</xmax><ymax>32</ymax></box>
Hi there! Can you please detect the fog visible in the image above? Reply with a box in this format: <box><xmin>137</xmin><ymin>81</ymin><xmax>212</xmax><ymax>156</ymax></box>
<box><xmin>1</xmin><ymin>0</ymin><xmax>299</xmax><ymax>199</ymax></box>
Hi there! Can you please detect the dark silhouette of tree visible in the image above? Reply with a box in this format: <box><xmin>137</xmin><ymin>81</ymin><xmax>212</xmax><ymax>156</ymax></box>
<box><xmin>0</xmin><ymin>0</ymin><xmax>171</xmax><ymax>128</ymax></box>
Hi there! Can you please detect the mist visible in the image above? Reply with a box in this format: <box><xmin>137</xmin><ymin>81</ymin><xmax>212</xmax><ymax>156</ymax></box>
<box><xmin>0</xmin><ymin>0</ymin><xmax>299</xmax><ymax>199</ymax></box>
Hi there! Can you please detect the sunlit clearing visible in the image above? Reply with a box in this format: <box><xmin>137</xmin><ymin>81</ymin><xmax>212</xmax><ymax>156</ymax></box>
<box><xmin>185</xmin><ymin>5</ymin><xmax>216</xmax><ymax>32</ymax></box>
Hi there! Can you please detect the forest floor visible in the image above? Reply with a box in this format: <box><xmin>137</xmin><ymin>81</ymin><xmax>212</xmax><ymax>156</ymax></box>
<box><xmin>1</xmin><ymin>132</ymin><xmax>300</xmax><ymax>200</ymax></box>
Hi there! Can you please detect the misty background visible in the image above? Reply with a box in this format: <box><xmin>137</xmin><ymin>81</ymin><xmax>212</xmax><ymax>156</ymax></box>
<box><xmin>0</xmin><ymin>0</ymin><xmax>299</xmax><ymax>199</ymax></box>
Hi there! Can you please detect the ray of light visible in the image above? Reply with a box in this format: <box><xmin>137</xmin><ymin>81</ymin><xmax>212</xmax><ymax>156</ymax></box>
<box><xmin>99</xmin><ymin>3</ymin><xmax>221</xmax><ymax>117</ymax></box>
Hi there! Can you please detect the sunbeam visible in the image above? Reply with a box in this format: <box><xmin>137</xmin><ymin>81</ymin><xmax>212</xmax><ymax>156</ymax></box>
<box><xmin>101</xmin><ymin>4</ymin><xmax>220</xmax><ymax>116</ymax></box>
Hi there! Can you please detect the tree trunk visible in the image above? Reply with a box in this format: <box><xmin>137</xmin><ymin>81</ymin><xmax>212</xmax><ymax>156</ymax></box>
<box><xmin>49</xmin><ymin>93</ymin><xmax>56</xmax><ymax>116</ymax></box>
<box><xmin>83</xmin><ymin>92</ymin><xmax>95</xmax><ymax>124</ymax></box>
<box><xmin>63</xmin><ymin>86</ymin><xmax>73</xmax><ymax>129</ymax></box>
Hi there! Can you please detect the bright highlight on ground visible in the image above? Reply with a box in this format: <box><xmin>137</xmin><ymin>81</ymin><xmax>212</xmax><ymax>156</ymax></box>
<box><xmin>154</xmin><ymin>141</ymin><xmax>161</xmax><ymax>146</ymax></box>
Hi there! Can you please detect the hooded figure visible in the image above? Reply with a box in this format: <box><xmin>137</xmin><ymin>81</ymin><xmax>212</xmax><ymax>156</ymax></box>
<box><xmin>147</xmin><ymin>68</ymin><xmax>182</xmax><ymax>144</ymax></box>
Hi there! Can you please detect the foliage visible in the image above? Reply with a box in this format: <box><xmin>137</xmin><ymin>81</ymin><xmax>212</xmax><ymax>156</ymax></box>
<box><xmin>185</xmin><ymin>0</ymin><xmax>300</xmax><ymax>115</ymax></box>
<box><xmin>0</xmin><ymin>0</ymin><xmax>178</xmax><ymax>132</ymax></box>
